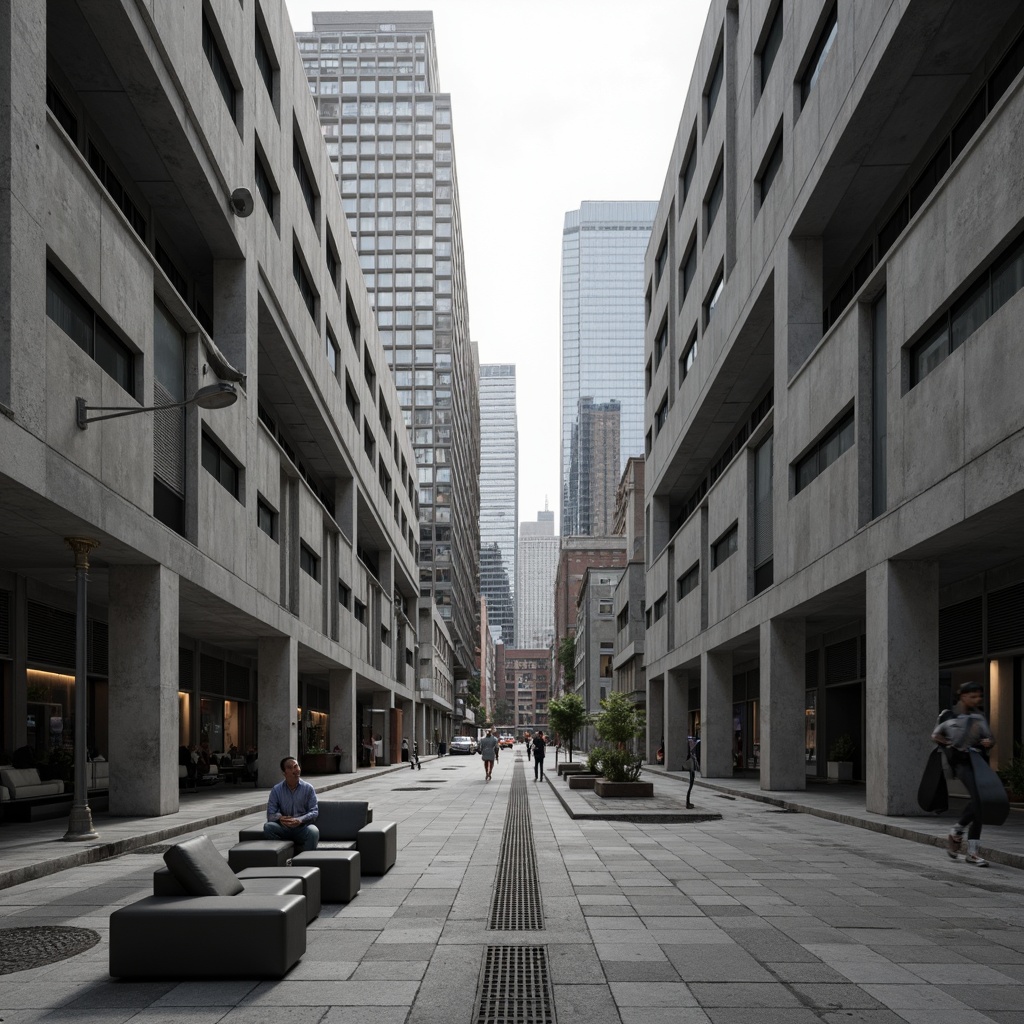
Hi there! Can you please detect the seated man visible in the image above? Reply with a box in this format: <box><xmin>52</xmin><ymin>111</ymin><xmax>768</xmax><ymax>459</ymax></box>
<box><xmin>263</xmin><ymin>757</ymin><xmax>319</xmax><ymax>851</ymax></box>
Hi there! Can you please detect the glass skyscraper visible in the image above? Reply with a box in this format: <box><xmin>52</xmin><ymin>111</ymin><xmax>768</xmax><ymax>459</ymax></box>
<box><xmin>297</xmin><ymin>12</ymin><xmax>480</xmax><ymax>678</ymax></box>
<box><xmin>479</xmin><ymin>363</ymin><xmax>518</xmax><ymax>646</ymax></box>
<box><xmin>561</xmin><ymin>201</ymin><xmax>657</xmax><ymax>536</ymax></box>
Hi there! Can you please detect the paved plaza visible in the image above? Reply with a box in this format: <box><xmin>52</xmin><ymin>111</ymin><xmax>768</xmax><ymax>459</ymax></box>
<box><xmin>2</xmin><ymin>751</ymin><xmax>1024</xmax><ymax>1023</ymax></box>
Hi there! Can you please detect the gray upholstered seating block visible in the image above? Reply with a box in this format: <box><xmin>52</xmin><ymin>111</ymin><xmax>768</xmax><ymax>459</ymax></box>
<box><xmin>164</xmin><ymin>836</ymin><xmax>244</xmax><ymax>896</ymax></box>
<box><xmin>356</xmin><ymin>821</ymin><xmax>397</xmax><ymax>875</ymax></box>
<box><xmin>152</xmin><ymin>866</ymin><xmax>312</xmax><ymax>919</ymax></box>
<box><xmin>292</xmin><ymin>850</ymin><xmax>361</xmax><ymax>903</ymax></box>
<box><xmin>238</xmin><ymin>866</ymin><xmax>321</xmax><ymax>922</ymax></box>
<box><xmin>109</xmin><ymin>895</ymin><xmax>306</xmax><ymax>978</ymax></box>
<box><xmin>228</xmin><ymin>840</ymin><xmax>293</xmax><ymax>871</ymax></box>
<box><xmin>238</xmin><ymin>827</ymin><xmax>267</xmax><ymax>843</ymax></box>
<box><xmin>316</xmin><ymin>839</ymin><xmax>357</xmax><ymax>852</ymax></box>
<box><xmin>317</xmin><ymin>800</ymin><xmax>371</xmax><ymax>840</ymax></box>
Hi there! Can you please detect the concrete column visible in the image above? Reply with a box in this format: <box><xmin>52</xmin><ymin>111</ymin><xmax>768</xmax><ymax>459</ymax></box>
<box><xmin>990</xmin><ymin>658</ymin><xmax>1014</xmax><ymax>774</ymax></box>
<box><xmin>865</xmin><ymin>559</ymin><xmax>938</xmax><ymax>814</ymax></box>
<box><xmin>258</xmin><ymin>636</ymin><xmax>297</xmax><ymax>772</ymax></box>
<box><xmin>760</xmin><ymin>617</ymin><xmax>807</xmax><ymax>791</ymax></box>
<box><xmin>108</xmin><ymin>565</ymin><xmax>179</xmax><ymax>816</ymax></box>
<box><xmin>665</xmin><ymin>669</ymin><xmax>689</xmax><ymax>770</ymax></box>
<box><xmin>701</xmin><ymin>649</ymin><xmax>733</xmax><ymax>777</ymax></box>
<box><xmin>647</xmin><ymin>674</ymin><xmax>664</xmax><ymax>764</ymax></box>
<box><xmin>329</xmin><ymin>666</ymin><xmax>355</xmax><ymax>773</ymax></box>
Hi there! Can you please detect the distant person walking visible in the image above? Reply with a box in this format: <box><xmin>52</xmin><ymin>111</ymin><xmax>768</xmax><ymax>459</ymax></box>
<box><xmin>478</xmin><ymin>729</ymin><xmax>500</xmax><ymax>781</ymax></box>
<box><xmin>933</xmin><ymin>681</ymin><xmax>996</xmax><ymax>866</ymax></box>
<box><xmin>523</xmin><ymin>731</ymin><xmax>533</xmax><ymax>764</ymax></box>
<box><xmin>532</xmin><ymin>732</ymin><xmax>547</xmax><ymax>781</ymax></box>
<box><xmin>409</xmin><ymin>738</ymin><xmax>421</xmax><ymax>770</ymax></box>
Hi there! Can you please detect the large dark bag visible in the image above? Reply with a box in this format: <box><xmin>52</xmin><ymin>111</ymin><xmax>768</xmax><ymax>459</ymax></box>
<box><xmin>970</xmin><ymin>749</ymin><xmax>1010</xmax><ymax>826</ymax></box>
<box><xmin>917</xmin><ymin>747</ymin><xmax>948</xmax><ymax>813</ymax></box>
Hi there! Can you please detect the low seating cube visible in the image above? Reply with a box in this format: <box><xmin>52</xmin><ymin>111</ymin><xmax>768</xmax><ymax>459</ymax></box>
<box><xmin>356</xmin><ymin>821</ymin><xmax>397</xmax><ymax>876</ymax></box>
<box><xmin>228</xmin><ymin>840</ymin><xmax>293</xmax><ymax>871</ymax></box>
<box><xmin>238</xmin><ymin>827</ymin><xmax>268</xmax><ymax>844</ymax></box>
<box><xmin>292</xmin><ymin>850</ymin><xmax>361</xmax><ymax>903</ymax></box>
<box><xmin>109</xmin><ymin>895</ymin><xmax>306</xmax><ymax>978</ymax></box>
<box><xmin>152</xmin><ymin>866</ymin><xmax>316</xmax><ymax>922</ymax></box>
<box><xmin>238</xmin><ymin>866</ymin><xmax>322</xmax><ymax>922</ymax></box>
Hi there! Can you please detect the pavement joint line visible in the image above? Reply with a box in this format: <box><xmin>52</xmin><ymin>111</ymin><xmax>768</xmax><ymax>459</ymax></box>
<box><xmin>646</xmin><ymin>768</ymin><xmax>1024</xmax><ymax>872</ymax></box>
<box><xmin>0</xmin><ymin>761</ymin><xmax>415</xmax><ymax>891</ymax></box>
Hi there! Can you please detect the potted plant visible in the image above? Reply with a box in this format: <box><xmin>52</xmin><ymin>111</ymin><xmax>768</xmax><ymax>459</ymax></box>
<box><xmin>547</xmin><ymin>692</ymin><xmax>590</xmax><ymax>772</ymax></box>
<box><xmin>569</xmin><ymin>746</ymin><xmax>606</xmax><ymax>790</ymax></box>
<box><xmin>997</xmin><ymin>744</ymin><xmax>1024</xmax><ymax>802</ymax></box>
<box><xmin>302</xmin><ymin>747</ymin><xmax>340</xmax><ymax>774</ymax></box>
<box><xmin>827</xmin><ymin>734</ymin><xmax>856</xmax><ymax>781</ymax></box>
<box><xmin>592</xmin><ymin>692</ymin><xmax>653</xmax><ymax>798</ymax></box>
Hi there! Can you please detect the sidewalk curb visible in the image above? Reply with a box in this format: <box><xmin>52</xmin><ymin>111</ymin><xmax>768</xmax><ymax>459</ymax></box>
<box><xmin>0</xmin><ymin>761</ymin><xmax>416</xmax><ymax>891</ymax></box>
<box><xmin>646</xmin><ymin>768</ymin><xmax>1024</xmax><ymax>871</ymax></box>
<box><xmin>543</xmin><ymin>772</ymin><xmax>721</xmax><ymax>823</ymax></box>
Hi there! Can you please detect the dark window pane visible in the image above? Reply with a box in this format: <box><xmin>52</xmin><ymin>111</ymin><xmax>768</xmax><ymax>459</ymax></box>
<box><xmin>950</xmin><ymin>277</ymin><xmax>990</xmax><ymax>351</ymax></box>
<box><xmin>801</xmin><ymin>6</ymin><xmax>837</xmax><ymax>105</ymax></box>
<box><xmin>989</xmin><ymin>31</ymin><xmax>1024</xmax><ymax>107</ymax></box>
<box><xmin>760</xmin><ymin>5</ymin><xmax>783</xmax><ymax>92</ymax></box>
<box><xmin>707</xmin><ymin>167</ymin><xmax>724</xmax><ymax>230</ymax></box>
<box><xmin>912</xmin><ymin>321</ymin><xmax>949</xmax><ymax>385</ymax></box>
<box><xmin>680</xmin><ymin>141</ymin><xmax>697</xmax><ymax>201</ymax></box>
<box><xmin>759</xmin><ymin>132</ymin><xmax>783</xmax><ymax>203</ymax></box>
<box><xmin>950</xmin><ymin>88</ymin><xmax>987</xmax><ymax>161</ymax></box>
<box><xmin>706</xmin><ymin>51</ymin><xmax>723</xmax><ymax>122</ymax></box>
<box><xmin>46</xmin><ymin>266</ymin><xmax>93</xmax><ymax>354</ymax></box>
<box><xmin>992</xmin><ymin>237</ymin><xmax>1024</xmax><ymax>313</ymax></box>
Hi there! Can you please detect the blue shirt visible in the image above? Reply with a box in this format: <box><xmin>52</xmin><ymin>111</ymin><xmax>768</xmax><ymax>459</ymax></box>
<box><xmin>267</xmin><ymin>778</ymin><xmax>319</xmax><ymax>824</ymax></box>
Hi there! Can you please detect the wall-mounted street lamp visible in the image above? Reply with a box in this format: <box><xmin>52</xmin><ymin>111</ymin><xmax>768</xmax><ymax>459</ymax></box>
<box><xmin>75</xmin><ymin>382</ymin><xmax>238</xmax><ymax>430</ymax></box>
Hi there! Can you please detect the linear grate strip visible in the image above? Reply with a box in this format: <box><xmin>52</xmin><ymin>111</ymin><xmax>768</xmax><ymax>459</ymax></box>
<box><xmin>489</xmin><ymin>760</ymin><xmax>543</xmax><ymax>930</ymax></box>
<box><xmin>475</xmin><ymin>945</ymin><xmax>554</xmax><ymax>1024</ymax></box>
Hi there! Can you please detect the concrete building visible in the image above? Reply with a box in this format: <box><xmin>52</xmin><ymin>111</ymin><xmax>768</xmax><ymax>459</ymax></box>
<box><xmin>502</xmin><ymin>649</ymin><xmax>550</xmax><ymax>736</ymax></box>
<box><xmin>0</xmin><ymin>0</ymin><xmax>424</xmax><ymax>813</ymax></box>
<box><xmin>478</xmin><ymin>363</ymin><xmax>518</xmax><ymax>647</ymax></box>
<box><xmin>644</xmin><ymin>0</ymin><xmax>1024</xmax><ymax>814</ymax></box>
<box><xmin>561</xmin><ymin>201</ymin><xmax>656</xmax><ymax>537</ymax></box>
<box><xmin>553</xmin><ymin>537</ymin><xmax>627</xmax><ymax>696</ymax></box>
<box><xmin>611</xmin><ymin>458</ymin><xmax>647</xmax><ymax>722</ymax></box>
<box><xmin>567</xmin><ymin>398</ymin><xmax>621</xmax><ymax>537</ymax></box>
<box><xmin>297</xmin><ymin>11</ymin><xmax>481</xmax><ymax>685</ymax></box>
<box><xmin>573</xmin><ymin>568</ymin><xmax>624</xmax><ymax>747</ymax></box>
<box><xmin>418</xmin><ymin>604</ymin><xmax>454</xmax><ymax>754</ymax></box>
<box><xmin>516</xmin><ymin>509</ymin><xmax>559</xmax><ymax>650</ymax></box>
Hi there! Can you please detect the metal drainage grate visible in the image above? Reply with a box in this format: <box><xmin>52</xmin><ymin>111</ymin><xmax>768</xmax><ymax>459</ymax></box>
<box><xmin>490</xmin><ymin>761</ymin><xmax>542</xmax><ymax>930</ymax></box>
<box><xmin>0</xmin><ymin>926</ymin><xmax>100</xmax><ymax>975</ymax></box>
<box><xmin>392</xmin><ymin>787</ymin><xmax>436</xmax><ymax>792</ymax></box>
<box><xmin>475</xmin><ymin>945</ymin><xmax>554</xmax><ymax>1024</ymax></box>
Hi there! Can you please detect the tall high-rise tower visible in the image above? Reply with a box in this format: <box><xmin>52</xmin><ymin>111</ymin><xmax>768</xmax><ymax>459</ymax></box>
<box><xmin>561</xmin><ymin>201</ymin><xmax>656</xmax><ymax>536</ymax></box>
<box><xmin>298</xmin><ymin>12</ymin><xmax>480</xmax><ymax>678</ymax></box>
<box><xmin>479</xmin><ymin>364</ymin><xmax>518</xmax><ymax>646</ymax></box>
<box><xmin>516</xmin><ymin>509</ymin><xmax>559</xmax><ymax>650</ymax></box>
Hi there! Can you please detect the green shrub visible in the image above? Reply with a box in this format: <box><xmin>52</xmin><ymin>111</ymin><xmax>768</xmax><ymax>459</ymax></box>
<box><xmin>998</xmin><ymin>743</ymin><xmax>1024</xmax><ymax>798</ymax></box>
<box><xmin>828</xmin><ymin>734</ymin><xmax>856</xmax><ymax>762</ymax></box>
<box><xmin>600</xmin><ymin>747</ymin><xmax>644</xmax><ymax>783</ymax></box>
<box><xmin>586</xmin><ymin>746</ymin><xmax>605</xmax><ymax>774</ymax></box>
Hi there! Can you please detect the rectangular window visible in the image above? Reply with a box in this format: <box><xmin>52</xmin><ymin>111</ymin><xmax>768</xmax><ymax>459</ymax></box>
<box><xmin>679</xmin><ymin>238</ymin><xmax>697</xmax><ymax>305</ymax></box>
<box><xmin>46</xmin><ymin>263</ymin><xmax>135</xmax><ymax>395</ymax></box>
<box><xmin>338</xmin><ymin>580</ymin><xmax>351</xmax><ymax>609</ymax></box>
<box><xmin>257</xmin><ymin>496</ymin><xmax>278</xmax><ymax>541</ymax></box>
<box><xmin>704</xmin><ymin>268</ymin><xmax>724</xmax><ymax>326</ymax></box>
<box><xmin>753</xmin><ymin>433</ymin><xmax>773</xmax><ymax>595</ymax></box>
<box><xmin>800</xmin><ymin>5</ymin><xmax>838</xmax><ymax>107</ymax></box>
<box><xmin>706</xmin><ymin>164</ymin><xmax>724</xmax><ymax>234</ymax></box>
<box><xmin>46</xmin><ymin>77</ymin><xmax>78</xmax><ymax>141</ymax></box>
<box><xmin>653</xmin><ymin>595</ymin><xmax>667</xmax><ymax>621</ymax></box>
<box><xmin>326</xmin><ymin>326</ymin><xmax>339</xmax><ymax>375</ymax></box>
<box><xmin>300</xmin><ymin>542</ymin><xmax>320</xmax><ymax>581</ymax></box>
<box><xmin>677</xmin><ymin>562</ymin><xmax>699</xmax><ymax>600</ymax></box>
<box><xmin>654</xmin><ymin>322</ymin><xmax>668</xmax><ymax>367</ymax></box>
<box><xmin>757</xmin><ymin>130</ymin><xmax>783</xmax><ymax>207</ymax></box>
<box><xmin>655</xmin><ymin>237</ymin><xmax>668</xmax><ymax>285</ymax></box>
<box><xmin>202</xmin><ymin>13</ymin><xmax>236</xmax><ymax>120</ymax></box>
<box><xmin>292</xmin><ymin>248</ymin><xmax>316</xmax><ymax>321</ymax></box>
<box><xmin>354</xmin><ymin>598</ymin><xmax>367</xmax><ymax>624</ymax></box>
<box><xmin>680</xmin><ymin>326</ymin><xmax>698</xmax><ymax>382</ymax></box>
<box><xmin>794</xmin><ymin>410</ymin><xmax>854</xmax><ymax>493</ymax></box>
<box><xmin>679</xmin><ymin>136</ymin><xmax>697</xmax><ymax>203</ymax></box>
<box><xmin>711</xmin><ymin>524</ymin><xmax>738</xmax><ymax>569</ymax></box>
<box><xmin>326</xmin><ymin>237</ymin><xmax>340</xmax><ymax>289</ymax></box>
<box><xmin>201</xmin><ymin>432</ymin><xmax>240</xmax><ymax>499</ymax></box>
<box><xmin>293</xmin><ymin>136</ymin><xmax>316</xmax><ymax>223</ymax></box>
<box><xmin>255</xmin><ymin>25</ymin><xmax>274</xmax><ymax>99</ymax></box>
<box><xmin>345</xmin><ymin>292</ymin><xmax>361</xmax><ymax>351</ymax></box>
<box><xmin>655</xmin><ymin>394</ymin><xmax>668</xmax><ymax>435</ymax></box>
<box><xmin>255</xmin><ymin>150</ymin><xmax>275</xmax><ymax>218</ymax></box>
<box><xmin>345</xmin><ymin>373</ymin><xmax>360</xmax><ymax>423</ymax></box>
<box><xmin>759</xmin><ymin>3</ymin><xmax>784</xmax><ymax>93</ymax></box>
<box><xmin>705</xmin><ymin>48</ymin><xmax>723</xmax><ymax>125</ymax></box>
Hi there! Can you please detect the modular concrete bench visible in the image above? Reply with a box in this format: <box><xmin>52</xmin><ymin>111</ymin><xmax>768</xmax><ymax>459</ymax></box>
<box><xmin>109</xmin><ymin>836</ymin><xmax>307</xmax><ymax>978</ymax></box>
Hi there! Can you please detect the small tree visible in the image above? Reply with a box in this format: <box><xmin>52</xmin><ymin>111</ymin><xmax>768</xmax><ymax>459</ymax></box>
<box><xmin>556</xmin><ymin>635</ymin><xmax>576</xmax><ymax>690</ymax></box>
<box><xmin>593</xmin><ymin>692</ymin><xmax>647</xmax><ymax>782</ymax></box>
<box><xmin>547</xmin><ymin>692</ymin><xmax>589</xmax><ymax>763</ymax></box>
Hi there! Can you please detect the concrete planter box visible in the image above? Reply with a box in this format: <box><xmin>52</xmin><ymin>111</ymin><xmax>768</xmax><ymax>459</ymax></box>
<box><xmin>557</xmin><ymin>763</ymin><xmax>584</xmax><ymax>777</ymax></box>
<box><xmin>827</xmin><ymin>761</ymin><xmax>853</xmax><ymax>781</ymax></box>
<box><xmin>594</xmin><ymin>780</ymin><xmax>654</xmax><ymax>798</ymax></box>
<box><xmin>304</xmin><ymin>753</ymin><xmax>341</xmax><ymax>774</ymax></box>
<box><xmin>568</xmin><ymin>774</ymin><xmax>600</xmax><ymax>790</ymax></box>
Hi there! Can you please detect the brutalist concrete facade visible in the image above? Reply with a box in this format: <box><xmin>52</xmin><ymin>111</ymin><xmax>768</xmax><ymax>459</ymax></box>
<box><xmin>0</xmin><ymin>0</ymin><xmax>422</xmax><ymax>814</ymax></box>
<box><xmin>644</xmin><ymin>0</ymin><xmax>1024</xmax><ymax>814</ymax></box>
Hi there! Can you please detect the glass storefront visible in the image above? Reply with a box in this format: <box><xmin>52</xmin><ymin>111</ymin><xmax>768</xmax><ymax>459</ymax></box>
<box><xmin>805</xmin><ymin>689</ymin><xmax>817</xmax><ymax>773</ymax></box>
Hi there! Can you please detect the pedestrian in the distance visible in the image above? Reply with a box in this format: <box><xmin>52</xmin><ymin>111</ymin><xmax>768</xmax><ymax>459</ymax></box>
<box><xmin>933</xmin><ymin>681</ymin><xmax>995</xmax><ymax>866</ymax></box>
<box><xmin>409</xmin><ymin>738</ymin><xmax>421</xmax><ymax>770</ymax></box>
<box><xmin>532</xmin><ymin>731</ymin><xmax>547</xmax><ymax>781</ymax></box>
<box><xmin>478</xmin><ymin>728</ymin><xmax>500</xmax><ymax>781</ymax></box>
<box><xmin>524</xmin><ymin>731</ymin><xmax>533</xmax><ymax>764</ymax></box>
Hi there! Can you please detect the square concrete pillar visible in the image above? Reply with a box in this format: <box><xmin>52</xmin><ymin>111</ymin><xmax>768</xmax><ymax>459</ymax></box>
<box><xmin>760</xmin><ymin>617</ymin><xmax>807</xmax><ymax>791</ymax></box>
<box><xmin>647</xmin><ymin>674</ymin><xmax>664</xmax><ymax>764</ymax></box>
<box><xmin>665</xmin><ymin>669</ymin><xmax>689</xmax><ymax>770</ymax></box>
<box><xmin>866</xmin><ymin>560</ymin><xmax>938</xmax><ymax>814</ymax></box>
<box><xmin>258</xmin><ymin>636</ymin><xmax>297</xmax><ymax>773</ymax></box>
<box><xmin>701</xmin><ymin>649</ymin><xmax>733</xmax><ymax>778</ymax></box>
<box><xmin>329</xmin><ymin>667</ymin><xmax>355</xmax><ymax>773</ymax></box>
<box><xmin>108</xmin><ymin>565</ymin><xmax>179</xmax><ymax>816</ymax></box>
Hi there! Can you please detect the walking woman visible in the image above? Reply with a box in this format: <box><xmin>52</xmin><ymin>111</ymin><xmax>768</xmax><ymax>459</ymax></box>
<box><xmin>932</xmin><ymin>681</ymin><xmax>994</xmax><ymax>866</ymax></box>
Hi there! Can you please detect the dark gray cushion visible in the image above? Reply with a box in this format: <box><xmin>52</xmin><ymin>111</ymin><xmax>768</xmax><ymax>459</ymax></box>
<box><xmin>163</xmin><ymin>836</ymin><xmax>244</xmax><ymax>897</ymax></box>
<box><xmin>317</xmin><ymin>800</ymin><xmax>370</xmax><ymax>841</ymax></box>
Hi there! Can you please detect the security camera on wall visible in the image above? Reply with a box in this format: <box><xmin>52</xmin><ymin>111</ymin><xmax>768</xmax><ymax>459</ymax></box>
<box><xmin>230</xmin><ymin>187</ymin><xmax>254</xmax><ymax>218</ymax></box>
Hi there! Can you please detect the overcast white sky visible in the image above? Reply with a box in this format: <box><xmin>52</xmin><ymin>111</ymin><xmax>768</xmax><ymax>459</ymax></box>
<box><xmin>285</xmin><ymin>0</ymin><xmax>714</xmax><ymax>533</ymax></box>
